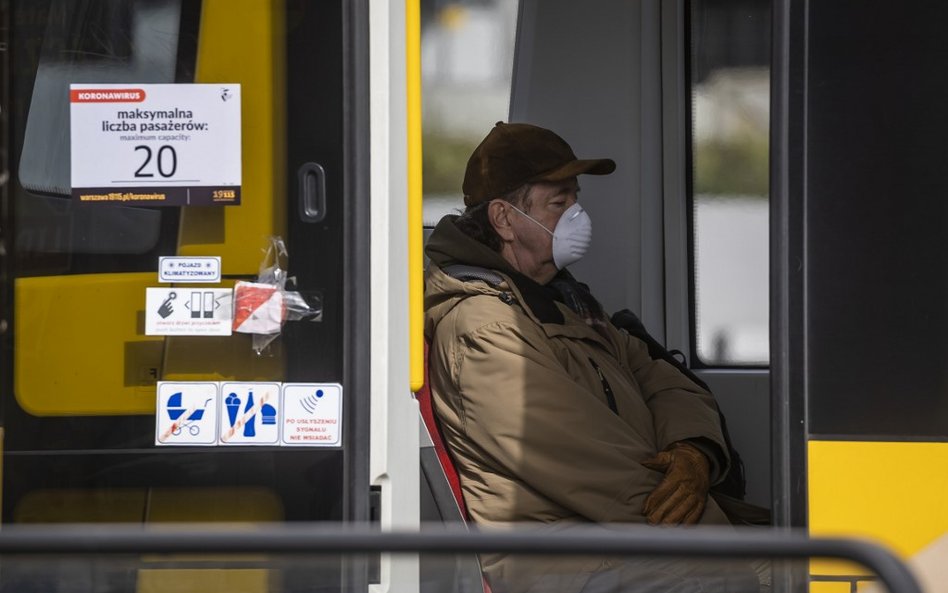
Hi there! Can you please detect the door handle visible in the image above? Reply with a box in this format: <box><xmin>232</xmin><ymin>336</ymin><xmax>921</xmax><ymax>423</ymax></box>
<box><xmin>298</xmin><ymin>162</ymin><xmax>327</xmax><ymax>223</ymax></box>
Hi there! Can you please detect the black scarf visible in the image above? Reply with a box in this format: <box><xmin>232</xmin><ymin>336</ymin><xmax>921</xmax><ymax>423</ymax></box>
<box><xmin>547</xmin><ymin>271</ymin><xmax>611</xmax><ymax>337</ymax></box>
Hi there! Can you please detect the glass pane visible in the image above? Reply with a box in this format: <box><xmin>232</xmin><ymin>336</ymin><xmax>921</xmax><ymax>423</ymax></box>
<box><xmin>689</xmin><ymin>0</ymin><xmax>770</xmax><ymax>366</ymax></box>
<box><xmin>421</xmin><ymin>0</ymin><xmax>518</xmax><ymax>226</ymax></box>
<box><xmin>804</xmin><ymin>1</ymin><xmax>948</xmax><ymax>439</ymax></box>
<box><xmin>4</xmin><ymin>0</ymin><xmax>350</xmax><ymax>524</ymax></box>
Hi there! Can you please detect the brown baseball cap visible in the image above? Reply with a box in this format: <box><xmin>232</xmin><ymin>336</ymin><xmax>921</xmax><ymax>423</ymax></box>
<box><xmin>462</xmin><ymin>121</ymin><xmax>616</xmax><ymax>207</ymax></box>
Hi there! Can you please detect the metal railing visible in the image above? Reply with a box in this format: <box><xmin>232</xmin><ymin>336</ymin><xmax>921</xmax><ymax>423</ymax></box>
<box><xmin>0</xmin><ymin>523</ymin><xmax>922</xmax><ymax>593</ymax></box>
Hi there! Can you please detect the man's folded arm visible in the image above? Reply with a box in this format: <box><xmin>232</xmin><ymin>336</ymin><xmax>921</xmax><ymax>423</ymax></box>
<box><xmin>621</xmin><ymin>332</ymin><xmax>731</xmax><ymax>483</ymax></box>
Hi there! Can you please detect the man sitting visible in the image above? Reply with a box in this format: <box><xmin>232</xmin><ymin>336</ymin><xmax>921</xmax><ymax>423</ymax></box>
<box><xmin>424</xmin><ymin>122</ymin><xmax>759</xmax><ymax>593</ymax></box>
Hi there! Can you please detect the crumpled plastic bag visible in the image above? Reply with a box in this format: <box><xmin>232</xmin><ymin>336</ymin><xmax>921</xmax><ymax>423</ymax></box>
<box><xmin>233</xmin><ymin>236</ymin><xmax>322</xmax><ymax>354</ymax></box>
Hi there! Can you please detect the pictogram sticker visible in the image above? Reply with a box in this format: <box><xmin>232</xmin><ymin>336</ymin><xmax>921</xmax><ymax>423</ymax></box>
<box><xmin>155</xmin><ymin>382</ymin><xmax>219</xmax><ymax>445</ymax></box>
<box><xmin>219</xmin><ymin>382</ymin><xmax>281</xmax><ymax>445</ymax></box>
<box><xmin>145</xmin><ymin>287</ymin><xmax>233</xmax><ymax>335</ymax></box>
<box><xmin>281</xmin><ymin>383</ymin><xmax>342</xmax><ymax>447</ymax></box>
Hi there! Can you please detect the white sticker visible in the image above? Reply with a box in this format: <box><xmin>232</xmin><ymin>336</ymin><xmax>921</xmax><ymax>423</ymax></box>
<box><xmin>156</xmin><ymin>382</ymin><xmax>219</xmax><ymax>445</ymax></box>
<box><xmin>159</xmin><ymin>256</ymin><xmax>221</xmax><ymax>283</ymax></box>
<box><xmin>219</xmin><ymin>382</ymin><xmax>281</xmax><ymax>446</ymax></box>
<box><xmin>70</xmin><ymin>83</ymin><xmax>241</xmax><ymax>206</ymax></box>
<box><xmin>281</xmin><ymin>383</ymin><xmax>343</xmax><ymax>447</ymax></box>
<box><xmin>145</xmin><ymin>288</ymin><xmax>233</xmax><ymax>336</ymax></box>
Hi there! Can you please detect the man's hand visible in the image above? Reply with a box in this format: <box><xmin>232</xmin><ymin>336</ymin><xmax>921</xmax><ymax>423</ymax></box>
<box><xmin>641</xmin><ymin>441</ymin><xmax>711</xmax><ymax>525</ymax></box>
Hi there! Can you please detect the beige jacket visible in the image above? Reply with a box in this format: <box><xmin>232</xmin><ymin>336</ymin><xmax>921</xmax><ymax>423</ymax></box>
<box><xmin>424</xmin><ymin>216</ymin><xmax>731</xmax><ymax>593</ymax></box>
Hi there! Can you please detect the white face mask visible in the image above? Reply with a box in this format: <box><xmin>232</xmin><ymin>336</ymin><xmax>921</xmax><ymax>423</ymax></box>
<box><xmin>508</xmin><ymin>202</ymin><xmax>592</xmax><ymax>269</ymax></box>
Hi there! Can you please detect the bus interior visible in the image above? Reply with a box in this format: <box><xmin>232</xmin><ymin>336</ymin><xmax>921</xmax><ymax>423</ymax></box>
<box><xmin>3</xmin><ymin>0</ymin><xmax>948</xmax><ymax>592</ymax></box>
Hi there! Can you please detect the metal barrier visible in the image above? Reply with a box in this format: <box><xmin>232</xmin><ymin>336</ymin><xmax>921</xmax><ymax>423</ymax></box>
<box><xmin>0</xmin><ymin>524</ymin><xmax>923</xmax><ymax>593</ymax></box>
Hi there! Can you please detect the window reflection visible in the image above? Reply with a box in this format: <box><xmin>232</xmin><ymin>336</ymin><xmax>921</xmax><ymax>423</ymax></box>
<box><xmin>420</xmin><ymin>0</ymin><xmax>518</xmax><ymax>225</ymax></box>
<box><xmin>14</xmin><ymin>0</ymin><xmax>191</xmax><ymax>269</ymax></box>
<box><xmin>690</xmin><ymin>0</ymin><xmax>770</xmax><ymax>366</ymax></box>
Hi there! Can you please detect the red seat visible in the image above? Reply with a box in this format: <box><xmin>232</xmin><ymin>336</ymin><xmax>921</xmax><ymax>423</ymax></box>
<box><xmin>416</xmin><ymin>341</ymin><xmax>469</xmax><ymax>519</ymax></box>
<box><xmin>417</xmin><ymin>342</ymin><xmax>495</xmax><ymax>593</ymax></box>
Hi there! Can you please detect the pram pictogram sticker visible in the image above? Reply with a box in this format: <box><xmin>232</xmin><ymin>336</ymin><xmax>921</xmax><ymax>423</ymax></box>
<box><xmin>281</xmin><ymin>383</ymin><xmax>343</xmax><ymax>447</ymax></box>
<box><xmin>219</xmin><ymin>382</ymin><xmax>280</xmax><ymax>445</ymax></box>
<box><xmin>156</xmin><ymin>382</ymin><xmax>219</xmax><ymax>445</ymax></box>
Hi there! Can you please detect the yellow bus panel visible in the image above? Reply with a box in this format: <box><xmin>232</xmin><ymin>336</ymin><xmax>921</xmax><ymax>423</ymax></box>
<box><xmin>809</xmin><ymin>440</ymin><xmax>948</xmax><ymax>569</ymax></box>
<box><xmin>137</xmin><ymin>569</ymin><xmax>273</xmax><ymax>593</ymax></box>
<box><xmin>15</xmin><ymin>273</ymin><xmax>161</xmax><ymax>416</ymax></box>
<box><xmin>14</xmin><ymin>274</ymin><xmax>283</xmax><ymax>416</ymax></box>
<box><xmin>14</xmin><ymin>487</ymin><xmax>283</xmax><ymax>523</ymax></box>
<box><xmin>178</xmin><ymin>0</ymin><xmax>287</xmax><ymax>275</ymax></box>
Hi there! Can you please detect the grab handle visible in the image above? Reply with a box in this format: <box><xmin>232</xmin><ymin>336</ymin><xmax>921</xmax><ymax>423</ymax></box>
<box><xmin>298</xmin><ymin>162</ymin><xmax>327</xmax><ymax>223</ymax></box>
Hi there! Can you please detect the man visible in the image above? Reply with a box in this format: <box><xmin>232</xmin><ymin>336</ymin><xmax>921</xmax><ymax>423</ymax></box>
<box><xmin>424</xmin><ymin>122</ymin><xmax>757</xmax><ymax>593</ymax></box>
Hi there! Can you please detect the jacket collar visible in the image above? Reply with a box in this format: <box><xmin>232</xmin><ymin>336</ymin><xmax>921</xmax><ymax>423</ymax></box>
<box><xmin>425</xmin><ymin>216</ymin><xmax>612</xmax><ymax>349</ymax></box>
<box><xmin>500</xmin><ymin>269</ymin><xmax>613</xmax><ymax>349</ymax></box>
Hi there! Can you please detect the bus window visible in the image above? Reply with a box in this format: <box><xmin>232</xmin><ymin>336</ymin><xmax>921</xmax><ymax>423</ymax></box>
<box><xmin>420</xmin><ymin>0</ymin><xmax>518</xmax><ymax>230</ymax></box>
<box><xmin>3</xmin><ymin>0</ymin><xmax>361</xmax><ymax>529</ymax></box>
<box><xmin>16</xmin><ymin>0</ymin><xmax>190</xmax><ymax>274</ymax></box>
<box><xmin>689</xmin><ymin>0</ymin><xmax>770</xmax><ymax>367</ymax></box>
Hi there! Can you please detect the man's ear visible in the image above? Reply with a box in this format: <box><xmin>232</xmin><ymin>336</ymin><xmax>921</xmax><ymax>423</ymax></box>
<box><xmin>488</xmin><ymin>200</ymin><xmax>516</xmax><ymax>242</ymax></box>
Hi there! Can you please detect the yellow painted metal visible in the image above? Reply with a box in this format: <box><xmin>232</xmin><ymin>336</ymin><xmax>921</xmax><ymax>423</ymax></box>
<box><xmin>14</xmin><ymin>489</ymin><xmax>148</xmax><ymax>523</ymax></box>
<box><xmin>808</xmin><ymin>440</ymin><xmax>948</xmax><ymax>575</ymax></box>
<box><xmin>179</xmin><ymin>0</ymin><xmax>287</xmax><ymax>275</ymax></box>
<box><xmin>166</xmin><ymin>0</ymin><xmax>288</xmax><ymax>381</ymax></box>
<box><xmin>15</xmin><ymin>487</ymin><xmax>280</xmax><ymax>593</ymax></box>
<box><xmin>137</xmin><ymin>487</ymin><xmax>283</xmax><ymax>593</ymax></box>
<box><xmin>407</xmin><ymin>0</ymin><xmax>425</xmax><ymax>392</ymax></box>
<box><xmin>161</xmin><ymin>333</ymin><xmax>283</xmax><ymax>382</ymax></box>
<box><xmin>808</xmin><ymin>581</ymin><xmax>854</xmax><ymax>593</ymax></box>
<box><xmin>808</xmin><ymin>559</ymin><xmax>880</xmax><ymax>592</ymax></box>
<box><xmin>15</xmin><ymin>273</ymin><xmax>162</xmax><ymax>415</ymax></box>
<box><xmin>14</xmin><ymin>486</ymin><xmax>282</xmax><ymax>592</ymax></box>
<box><xmin>13</xmin><ymin>487</ymin><xmax>283</xmax><ymax>523</ymax></box>
<box><xmin>146</xmin><ymin>487</ymin><xmax>284</xmax><ymax>522</ymax></box>
<box><xmin>14</xmin><ymin>274</ymin><xmax>282</xmax><ymax>416</ymax></box>
<box><xmin>137</xmin><ymin>570</ymin><xmax>273</xmax><ymax>593</ymax></box>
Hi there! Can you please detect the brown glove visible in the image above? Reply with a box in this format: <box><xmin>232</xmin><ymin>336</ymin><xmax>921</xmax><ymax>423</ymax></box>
<box><xmin>641</xmin><ymin>441</ymin><xmax>711</xmax><ymax>526</ymax></box>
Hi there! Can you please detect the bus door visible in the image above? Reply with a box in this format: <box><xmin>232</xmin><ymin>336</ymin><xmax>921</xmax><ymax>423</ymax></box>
<box><xmin>774</xmin><ymin>0</ymin><xmax>948</xmax><ymax>580</ymax></box>
<box><xmin>2</xmin><ymin>0</ymin><xmax>370</xmax><ymax>539</ymax></box>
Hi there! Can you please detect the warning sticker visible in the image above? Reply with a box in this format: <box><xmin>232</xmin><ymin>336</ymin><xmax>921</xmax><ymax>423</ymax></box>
<box><xmin>281</xmin><ymin>383</ymin><xmax>343</xmax><ymax>447</ymax></box>
<box><xmin>232</xmin><ymin>281</ymin><xmax>284</xmax><ymax>334</ymax></box>
<box><xmin>155</xmin><ymin>382</ymin><xmax>219</xmax><ymax>446</ymax></box>
<box><xmin>219</xmin><ymin>382</ymin><xmax>281</xmax><ymax>446</ymax></box>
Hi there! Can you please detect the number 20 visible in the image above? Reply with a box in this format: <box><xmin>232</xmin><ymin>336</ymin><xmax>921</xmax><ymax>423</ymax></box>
<box><xmin>134</xmin><ymin>145</ymin><xmax>177</xmax><ymax>178</ymax></box>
